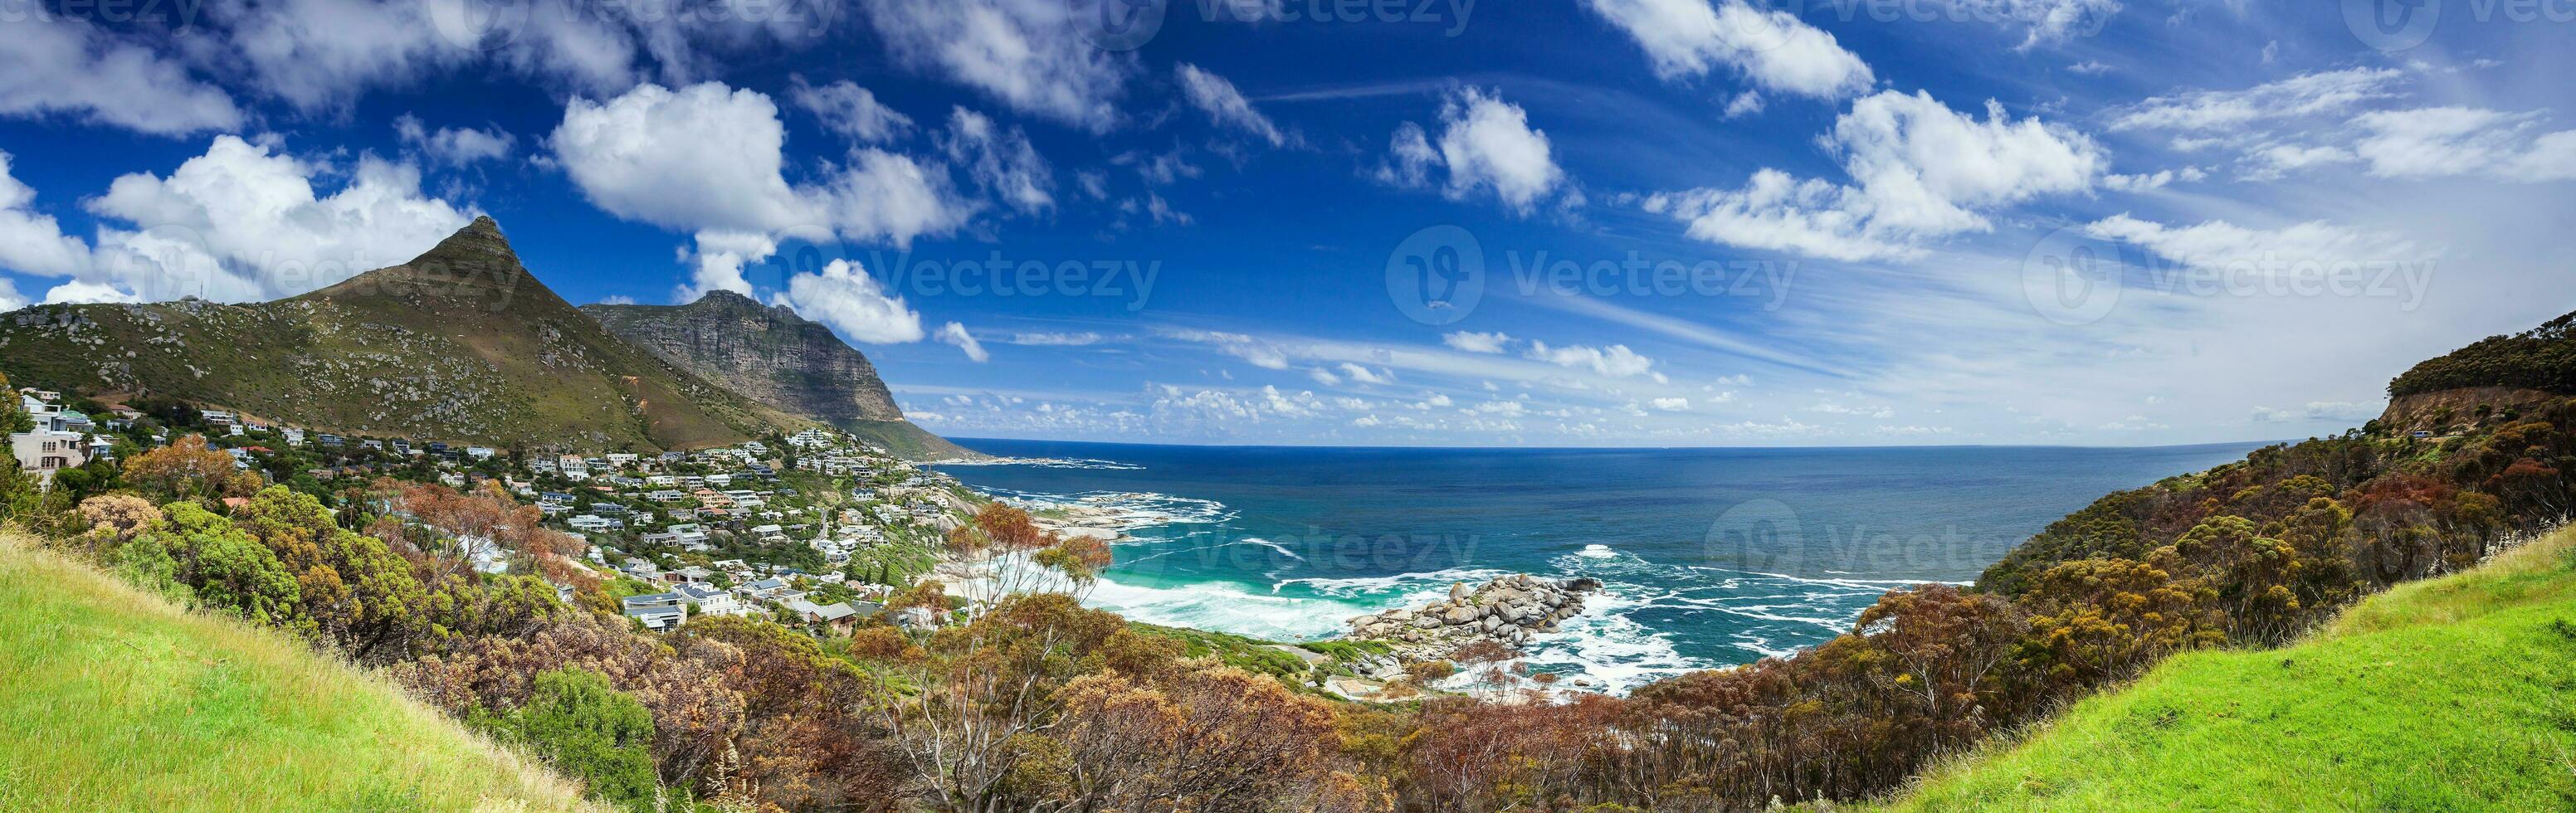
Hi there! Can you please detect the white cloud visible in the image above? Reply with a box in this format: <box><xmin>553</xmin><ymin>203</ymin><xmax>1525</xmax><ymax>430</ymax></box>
<box><xmin>1163</xmin><ymin>328</ymin><xmax>1291</xmax><ymax>369</ymax></box>
<box><xmin>1338</xmin><ymin>363</ymin><xmax>1395</xmax><ymax>384</ymax></box>
<box><xmin>1373</xmin><ymin>121</ymin><xmax>1441</xmax><ymax>188</ymax></box>
<box><xmin>1938</xmin><ymin>0</ymin><xmax>2121</xmax><ymax>48</ymax></box>
<box><xmin>2066</xmin><ymin>60</ymin><xmax>2112</xmax><ymax>75</ymax></box>
<box><xmin>1650</xmin><ymin>397</ymin><xmax>1692</xmax><ymax>411</ymax></box>
<box><xmin>41</xmin><ymin>280</ymin><xmax>143</xmax><ymax>305</ymax></box>
<box><xmin>936</xmin><ymin>321</ymin><xmax>990</xmax><ymax>362</ymax></box>
<box><xmin>1643</xmin><ymin>168</ymin><xmax>1908</xmax><ymax>261</ymax></box>
<box><xmin>394</xmin><ymin>115</ymin><xmax>515</xmax><ymax>165</ymax></box>
<box><xmin>862</xmin><ymin>0</ymin><xmax>1133</xmax><ymax>132</ymax></box>
<box><xmin>0</xmin><ymin>19</ymin><xmax>244</xmax><ymax>135</ymax></box>
<box><xmin>938</xmin><ymin>107</ymin><xmax>1055</xmax><ymax>214</ymax></box>
<box><xmin>788</xmin><ymin>75</ymin><xmax>915</xmax><ymax>144</ymax></box>
<box><xmin>554</xmin><ymin>81</ymin><xmax>835</xmax><ymax>234</ymax></box>
<box><xmin>2083</xmin><ymin>213</ymin><xmax>2423</xmax><ymax>271</ymax></box>
<box><xmin>1307</xmin><ymin>366</ymin><xmax>1343</xmax><ymax>386</ymax></box>
<box><xmin>1645</xmin><ymin>90</ymin><xmax>2100</xmax><ymax>259</ymax></box>
<box><xmin>1380</xmin><ymin>87</ymin><xmax>1572</xmax><ymax>214</ymax></box>
<box><xmin>1442</xmin><ymin>330</ymin><xmax>1513</xmax><ymax>353</ymax></box>
<box><xmin>65</xmin><ymin>135</ymin><xmax>476</xmax><ymax>302</ymax></box>
<box><xmin>1003</xmin><ymin>331</ymin><xmax>1105</xmax><ymax>346</ymax></box>
<box><xmin>775</xmin><ymin>259</ymin><xmax>927</xmax><ymax>343</ymax></box>
<box><xmin>0</xmin><ymin>151</ymin><xmax>96</xmax><ymax>280</ymax></box>
<box><xmin>2349</xmin><ymin>107</ymin><xmax>2576</xmax><ymax>182</ymax></box>
<box><xmin>2109</xmin><ymin>67</ymin><xmax>2404</xmax><ymax>132</ymax></box>
<box><xmin>551</xmin><ymin>81</ymin><xmax>974</xmax><ymax>295</ymax></box>
<box><xmin>1175</xmin><ymin>63</ymin><xmax>1286</xmax><ymax>146</ymax></box>
<box><xmin>1580</xmin><ymin>0</ymin><xmax>1874</xmax><ymax>100</ymax></box>
<box><xmin>1524</xmin><ymin>341</ymin><xmax>1659</xmax><ymax>379</ymax></box>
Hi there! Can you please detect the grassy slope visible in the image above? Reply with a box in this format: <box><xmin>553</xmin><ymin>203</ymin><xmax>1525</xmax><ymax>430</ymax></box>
<box><xmin>0</xmin><ymin>532</ymin><xmax>600</xmax><ymax>812</ymax></box>
<box><xmin>1884</xmin><ymin>528</ymin><xmax>2576</xmax><ymax>811</ymax></box>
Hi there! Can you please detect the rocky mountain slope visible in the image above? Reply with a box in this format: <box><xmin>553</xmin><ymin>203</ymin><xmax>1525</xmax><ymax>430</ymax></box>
<box><xmin>0</xmin><ymin>217</ymin><xmax>801</xmax><ymax>451</ymax></box>
<box><xmin>583</xmin><ymin>291</ymin><xmax>978</xmax><ymax>460</ymax></box>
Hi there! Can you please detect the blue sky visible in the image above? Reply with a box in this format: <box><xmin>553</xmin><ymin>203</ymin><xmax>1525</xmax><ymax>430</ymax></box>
<box><xmin>1</xmin><ymin>0</ymin><xmax>2570</xmax><ymax>446</ymax></box>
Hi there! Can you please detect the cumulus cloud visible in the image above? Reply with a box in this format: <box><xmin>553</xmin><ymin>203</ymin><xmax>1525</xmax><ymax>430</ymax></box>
<box><xmin>1580</xmin><ymin>0</ymin><xmax>1874</xmax><ymax>100</ymax></box>
<box><xmin>1650</xmin><ymin>397</ymin><xmax>1692</xmax><ymax>411</ymax></box>
<box><xmin>788</xmin><ymin>75</ymin><xmax>915</xmax><ymax>144</ymax></box>
<box><xmin>1646</xmin><ymin>90</ymin><xmax>2100</xmax><ymax>260</ymax></box>
<box><xmin>0</xmin><ymin>19</ymin><xmax>244</xmax><ymax>135</ymax></box>
<box><xmin>1175</xmin><ymin>62</ymin><xmax>1286</xmax><ymax>147</ymax></box>
<box><xmin>550</xmin><ymin>81</ymin><xmax>974</xmax><ymax>295</ymax></box>
<box><xmin>862</xmin><ymin>0</ymin><xmax>1134</xmax><ymax>132</ymax></box>
<box><xmin>936</xmin><ymin>321</ymin><xmax>990</xmax><ymax>362</ymax></box>
<box><xmin>1379</xmin><ymin>88</ymin><xmax>1571</xmax><ymax>214</ymax></box>
<box><xmin>13</xmin><ymin>135</ymin><xmax>476</xmax><ymax>303</ymax></box>
<box><xmin>394</xmin><ymin>114</ymin><xmax>515</xmax><ymax>165</ymax></box>
<box><xmin>0</xmin><ymin>152</ymin><xmax>97</xmax><ymax>280</ymax></box>
<box><xmin>1441</xmin><ymin>330</ymin><xmax>1513</xmax><ymax>353</ymax></box>
<box><xmin>774</xmin><ymin>259</ymin><xmax>926</xmax><ymax>344</ymax></box>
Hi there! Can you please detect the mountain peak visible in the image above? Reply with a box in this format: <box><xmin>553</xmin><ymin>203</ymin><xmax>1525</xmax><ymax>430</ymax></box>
<box><xmin>412</xmin><ymin>215</ymin><xmax>516</xmax><ymax>267</ymax></box>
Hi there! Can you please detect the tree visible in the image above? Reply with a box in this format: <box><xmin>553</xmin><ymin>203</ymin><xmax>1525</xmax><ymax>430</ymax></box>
<box><xmin>1052</xmin><ymin>665</ymin><xmax>1353</xmax><ymax>811</ymax></box>
<box><xmin>149</xmin><ymin>501</ymin><xmax>301</xmax><ymax>627</ymax></box>
<box><xmin>483</xmin><ymin>667</ymin><xmax>661</xmax><ymax>812</ymax></box>
<box><xmin>123</xmin><ymin>435</ymin><xmax>263</xmax><ymax>504</ymax></box>
<box><xmin>0</xmin><ymin>372</ymin><xmax>28</xmax><ymax>436</ymax></box>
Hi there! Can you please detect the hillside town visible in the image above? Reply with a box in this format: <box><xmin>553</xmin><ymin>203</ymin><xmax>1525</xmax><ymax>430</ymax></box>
<box><xmin>7</xmin><ymin>386</ymin><xmax>988</xmax><ymax>638</ymax></box>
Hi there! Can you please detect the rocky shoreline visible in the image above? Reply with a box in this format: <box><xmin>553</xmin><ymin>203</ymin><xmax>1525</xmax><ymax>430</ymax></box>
<box><xmin>1344</xmin><ymin>574</ymin><xmax>1602</xmax><ymax>663</ymax></box>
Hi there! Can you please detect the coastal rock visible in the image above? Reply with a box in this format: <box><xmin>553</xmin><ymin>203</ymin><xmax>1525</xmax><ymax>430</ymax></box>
<box><xmin>1343</xmin><ymin>573</ymin><xmax>1601</xmax><ymax>665</ymax></box>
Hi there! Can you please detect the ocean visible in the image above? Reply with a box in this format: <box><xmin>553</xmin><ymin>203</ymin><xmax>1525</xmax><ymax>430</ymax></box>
<box><xmin>936</xmin><ymin>440</ymin><xmax>2266</xmax><ymax>693</ymax></box>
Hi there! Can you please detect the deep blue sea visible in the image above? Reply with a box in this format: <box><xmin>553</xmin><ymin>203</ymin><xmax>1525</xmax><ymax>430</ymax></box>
<box><xmin>937</xmin><ymin>441</ymin><xmax>2265</xmax><ymax>692</ymax></box>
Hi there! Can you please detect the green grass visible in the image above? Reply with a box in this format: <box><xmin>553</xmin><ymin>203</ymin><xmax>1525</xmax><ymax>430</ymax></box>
<box><xmin>1129</xmin><ymin>622</ymin><xmax>1315</xmax><ymax>684</ymax></box>
<box><xmin>0</xmin><ymin>531</ymin><xmax>601</xmax><ymax>812</ymax></box>
<box><xmin>1884</xmin><ymin>528</ymin><xmax>2576</xmax><ymax>812</ymax></box>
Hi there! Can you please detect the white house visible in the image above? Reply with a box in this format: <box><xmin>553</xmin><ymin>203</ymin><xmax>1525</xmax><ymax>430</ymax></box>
<box><xmin>9</xmin><ymin>392</ymin><xmax>91</xmax><ymax>482</ymax></box>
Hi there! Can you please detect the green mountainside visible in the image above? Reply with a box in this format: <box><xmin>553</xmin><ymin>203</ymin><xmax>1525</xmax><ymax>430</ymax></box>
<box><xmin>0</xmin><ymin>531</ymin><xmax>601</xmax><ymax>811</ymax></box>
<box><xmin>583</xmin><ymin>291</ymin><xmax>980</xmax><ymax>460</ymax></box>
<box><xmin>1883</xmin><ymin>526</ymin><xmax>2576</xmax><ymax>811</ymax></box>
<box><xmin>0</xmin><ymin>217</ymin><xmax>805</xmax><ymax>451</ymax></box>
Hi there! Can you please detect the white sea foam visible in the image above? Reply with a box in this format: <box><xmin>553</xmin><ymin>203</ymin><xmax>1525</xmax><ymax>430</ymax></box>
<box><xmin>1575</xmin><ymin>543</ymin><xmax>1618</xmax><ymax>558</ymax></box>
<box><xmin>1084</xmin><ymin>574</ymin><xmax>1392</xmax><ymax>641</ymax></box>
<box><xmin>978</xmin><ymin>487</ymin><xmax>1237</xmax><ymax>529</ymax></box>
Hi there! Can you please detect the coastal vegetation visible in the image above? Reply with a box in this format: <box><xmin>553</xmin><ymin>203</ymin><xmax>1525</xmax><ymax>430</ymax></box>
<box><xmin>7</xmin><ymin>299</ymin><xmax>2576</xmax><ymax>810</ymax></box>
<box><xmin>1886</xmin><ymin>524</ymin><xmax>2576</xmax><ymax>811</ymax></box>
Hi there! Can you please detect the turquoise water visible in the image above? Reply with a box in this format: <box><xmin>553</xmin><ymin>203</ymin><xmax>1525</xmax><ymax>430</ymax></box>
<box><xmin>938</xmin><ymin>441</ymin><xmax>2265</xmax><ymax>692</ymax></box>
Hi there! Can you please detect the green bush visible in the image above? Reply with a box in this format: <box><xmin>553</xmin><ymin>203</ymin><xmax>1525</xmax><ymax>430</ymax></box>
<box><xmin>479</xmin><ymin>667</ymin><xmax>661</xmax><ymax>811</ymax></box>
